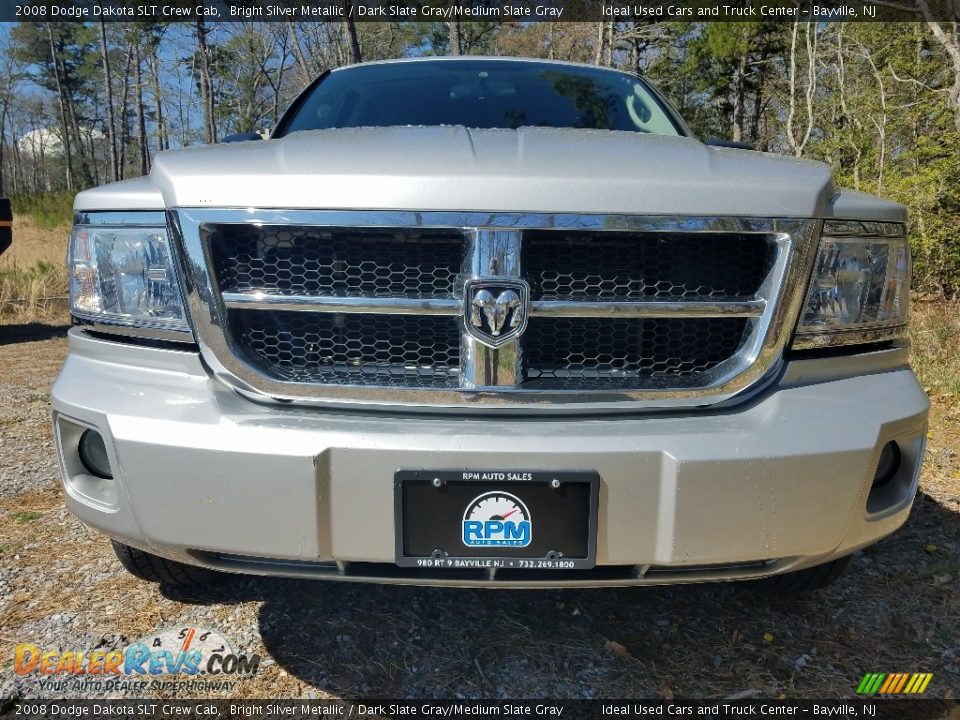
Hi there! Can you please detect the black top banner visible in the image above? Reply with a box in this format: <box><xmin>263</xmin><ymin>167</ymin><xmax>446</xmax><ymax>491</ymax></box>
<box><xmin>3</xmin><ymin>0</ymin><xmax>959</xmax><ymax>23</ymax></box>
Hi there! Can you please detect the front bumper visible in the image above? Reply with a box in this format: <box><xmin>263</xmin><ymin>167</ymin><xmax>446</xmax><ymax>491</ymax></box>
<box><xmin>52</xmin><ymin>329</ymin><xmax>929</xmax><ymax>588</ymax></box>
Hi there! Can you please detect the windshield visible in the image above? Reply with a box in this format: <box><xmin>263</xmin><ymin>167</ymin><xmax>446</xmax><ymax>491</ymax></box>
<box><xmin>276</xmin><ymin>60</ymin><xmax>682</xmax><ymax>137</ymax></box>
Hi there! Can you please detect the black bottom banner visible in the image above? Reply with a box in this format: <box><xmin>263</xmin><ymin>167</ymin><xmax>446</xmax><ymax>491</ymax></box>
<box><xmin>0</xmin><ymin>699</ymin><xmax>955</xmax><ymax>720</ymax></box>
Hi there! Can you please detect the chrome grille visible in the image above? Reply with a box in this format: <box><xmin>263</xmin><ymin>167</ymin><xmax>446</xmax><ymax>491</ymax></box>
<box><xmin>209</xmin><ymin>225</ymin><xmax>463</xmax><ymax>298</ymax></box>
<box><xmin>175</xmin><ymin>210</ymin><xmax>817</xmax><ymax>412</ymax></box>
<box><xmin>232</xmin><ymin>310</ymin><xmax>460</xmax><ymax>388</ymax></box>
<box><xmin>523</xmin><ymin>231</ymin><xmax>774</xmax><ymax>301</ymax></box>
<box><xmin>524</xmin><ymin>317</ymin><xmax>751</xmax><ymax>387</ymax></box>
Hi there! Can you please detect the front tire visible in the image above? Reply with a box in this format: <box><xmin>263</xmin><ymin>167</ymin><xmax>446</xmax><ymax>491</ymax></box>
<box><xmin>112</xmin><ymin>541</ymin><xmax>219</xmax><ymax>587</ymax></box>
<box><xmin>754</xmin><ymin>555</ymin><xmax>851</xmax><ymax>595</ymax></box>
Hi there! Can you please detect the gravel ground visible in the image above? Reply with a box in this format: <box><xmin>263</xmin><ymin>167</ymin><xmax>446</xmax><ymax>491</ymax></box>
<box><xmin>0</xmin><ymin>322</ymin><xmax>958</xmax><ymax>700</ymax></box>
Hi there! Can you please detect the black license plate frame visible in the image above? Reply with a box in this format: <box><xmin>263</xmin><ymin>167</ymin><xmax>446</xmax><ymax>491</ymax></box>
<box><xmin>394</xmin><ymin>469</ymin><xmax>599</xmax><ymax>570</ymax></box>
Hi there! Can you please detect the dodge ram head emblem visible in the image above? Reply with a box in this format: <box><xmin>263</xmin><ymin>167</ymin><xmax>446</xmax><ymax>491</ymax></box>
<box><xmin>463</xmin><ymin>279</ymin><xmax>530</xmax><ymax>348</ymax></box>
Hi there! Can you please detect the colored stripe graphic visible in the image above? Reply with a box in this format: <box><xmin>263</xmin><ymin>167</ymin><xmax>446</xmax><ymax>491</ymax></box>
<box><xmin>857</xmin><ymin>673</ymin><xmax>884</xmax><ymax>695</ymax></box>
<box><xmin>879</xmin><ymin>674</ymin><xmax>897</xmax><ymax>693</ymax></box>
<box><xmin>893</xmin><ymin>674</ymin><xmax>909</xmax><ymax>693</ymax></box>
<box><xmin>857</xmin><ymin>672</ymin><xmax>932</xmax><ymax>695</ymax></box>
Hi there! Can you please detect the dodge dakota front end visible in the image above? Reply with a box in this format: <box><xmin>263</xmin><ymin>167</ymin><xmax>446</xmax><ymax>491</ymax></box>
<box><xmin>52</xmin><ymin>58</ymin><xmax>928</xmax><ymax>592</ymax></box>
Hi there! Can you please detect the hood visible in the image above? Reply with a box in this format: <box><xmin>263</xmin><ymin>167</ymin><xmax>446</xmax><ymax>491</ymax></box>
<box><xmin>76</xmin><ymin>126</ymin><xmax>839</xmax><ymax>217</ymax></box>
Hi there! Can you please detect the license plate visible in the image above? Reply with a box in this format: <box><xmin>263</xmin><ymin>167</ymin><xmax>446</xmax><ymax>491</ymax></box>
<box><xmin>394</xmin><ymin>470</ymin><xmax>599</xmax><ymax>570</ymax></box>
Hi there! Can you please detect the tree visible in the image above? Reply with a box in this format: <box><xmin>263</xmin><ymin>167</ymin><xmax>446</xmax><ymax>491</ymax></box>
<box><xmin>11</xmin><ymin>22</ymin><xmax>99</xmax><ymax>188</ymax></box>
<box><xmin>342</xmin><ymin>2</ymin><xmax>362</xmax><ymax>64</ymax></box>
<box><xmin>195</xmin><ymin>18</ymin><xmax>216</xmax><ymax>143</ymax></box>
<box><xmin>448</xmin><ymin>21</ymin><xmax>462</xmax><ymax>56</ymax></box>
<box><xmin>97</xmin><ymin>17</ymin><xmax>118</xmax><ymax>182</ymax></box>
<box><xmin>785</xmin><ymin>21</ymin><xmax>818</xmax><ymax>156</ymax></box>
<box><xmin>916</xmin><ymin>0</ymin><xmax>960</xmax><ymax>130</ymax></box>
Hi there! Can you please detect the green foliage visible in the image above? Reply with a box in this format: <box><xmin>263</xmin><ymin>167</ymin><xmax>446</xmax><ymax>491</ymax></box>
<box><xmin>12</xmin><ymin>511</ymin><xmax>42</xmax><ymax>523</ymax></box>
<box><xmin>911</xmin><ymin>303</ymin><xmax>960</xmax><ymax>399</ymax></box>
<box><xmin>9</xmin><ymin>22</ymin><xmax>99</xmax><ymax>100</ymax></box>
<box><xmin>11</xmin><ymin>193</ymin><xmax>74</xmax><ymax>230</ymax></box>
<box><xmin>805</xmin><ymin>23</ymin><xmax>960</xmax><ymax>297</ymax></box>
<box><xmin>650</xmin><ymin>22</ymin><xmax>785</xmax><ymax>145</ymax></box>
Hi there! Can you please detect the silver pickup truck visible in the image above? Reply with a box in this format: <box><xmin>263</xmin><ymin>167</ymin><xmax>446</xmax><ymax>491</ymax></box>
<box><xmin>53</xmin><ymin>57</ymin><xmax>929</xmax><ymax>594</ymax></box>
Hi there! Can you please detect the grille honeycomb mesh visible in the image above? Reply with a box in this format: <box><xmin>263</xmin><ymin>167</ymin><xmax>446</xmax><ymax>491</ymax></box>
<box><xmin>522</xmin><ymin>231</ymin><xmax>774</xmax><ymax>301</ymax></box>
<box><xmin>209</xmin><ymin>225</ymin><xmax>775</xmax><ymax>392</ymax></box>
<box><xmin>209</xmin><ymin>225</ymin><xmax>464</xmax><ymax>298</ymax></box>
<box><xmin>231</xmin><ymin>310</ymin><xmax>461</xmax><ymax>388</ymax></box>
<box><xmin>524</xmin><ymin>317</ymin><xmax>751</xmax><ymax>386</ymax></box>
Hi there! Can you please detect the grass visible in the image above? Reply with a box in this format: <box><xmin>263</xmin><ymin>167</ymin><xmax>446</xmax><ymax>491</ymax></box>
<box><xmin>11</xmin><ymin>193</ymin><xmax>74</xmax><ymax>231</ymax></box>
<box><xmin>12</xmin><ymin>511</ymin><xmax>43</xmax><ymax>523</ymax></box>
<box><xmin>0</xmin><ymin>213</ymin><xmax>70</xmax><ymax>324</ymax></box>
<box><xmin>910</xmin><ymin>302</ymin><xmax>960</xmax><ymax>400</ymax></box>
<box><xmin>0</xmin><ymin>259</ymin><xmax>68</xmax><ymax>323</ymax></box>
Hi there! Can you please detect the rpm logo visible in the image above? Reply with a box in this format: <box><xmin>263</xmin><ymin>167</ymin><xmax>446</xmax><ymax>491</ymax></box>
<box><xmin>462</xmin><ymin>492</ymin><xmax>531</xmax><ymax>547</ymax></box>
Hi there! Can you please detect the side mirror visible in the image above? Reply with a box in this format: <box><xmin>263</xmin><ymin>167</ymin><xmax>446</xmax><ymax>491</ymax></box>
<box><xmin>706</xmin><ymin>139</ymin><xmax>755</xmax><ymax>151</ymax></box>
<box><xmin>221</xmin><ymin>132</ymin><xmax>263</xmax><ymax>143</ymax></box>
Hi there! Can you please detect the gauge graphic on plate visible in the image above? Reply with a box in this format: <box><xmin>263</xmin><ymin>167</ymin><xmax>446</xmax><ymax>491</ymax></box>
<box><xmin>462</xmin><ymin>491</ymin><xmax>532</xmax><ymax>547</ymax></box>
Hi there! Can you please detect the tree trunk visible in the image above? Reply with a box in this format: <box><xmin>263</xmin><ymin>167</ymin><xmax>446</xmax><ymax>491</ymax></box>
<box><xmin>46</xmin><ymin>23</ymin><xmax>74</xmax><ymax>190</ymax></box>
<box><xmin>750</xmin><ymin>73</ymin><xmax>765</xmax><ymax>148</ymax></box>
<box><xmin>594</xmin><ymin>22</ymin><xmax>605</xmax><ymax>65</ymax></box>
<box><xmin>0</xmin><ymin>103</ymin><xmax>8</xmax><ymax>196</ymax></box>
<box><xmin>98</xmin><ymin>18</ymin><xmax>119</xmax><ymax>182</ymax></box>
<box><xmin>342</xmin><ymin>6</ymin><xmax>362</xmax><ymax>64</ymax></box>
<box><xmin>65</xmin><ymin>87</ymin><xmax>93</xmax><ymax>185</ymax></box>
<box><xmin>149</xmin><ymin>49</ymin><xmax>167</xmax><ymax>152</ymax></box>
<box><xmin>287</xmin><ymin>21</ymin><xmax>311</xmax><ymax>84</ymax></box>
<box><xmin>732</xmin><ymin>52</ymin><xmax>747</xmax><ymax>142</ymax></box>
<box><xmin>134</xmin><ymin>43</ymin><xmax>149</xmax><ymax>175</ymax></box>
<box><xmin>118</xmin><ymin>46</ymin><xmax>133</xmax><ymax>177</ymax></box>
<box><xmin>605</xmin><ymin>22</ymin><xmax>614</xmax><ymax>66</ymax></box>
<box><xmin>272</xmin><ymin>31</ymin><xmax>287</xmax><ymax>126</ymax></box>
<box><xmin>920</xmin><ymin>14</ymin><xmax>960</xmax><ymax>130</ymax></box>
<box><xmin>196</xmin><ymin>18</ymin><xmax>217</xmax><ymax>144</ymax></box>
<box><xmin>786</xmin><ymin>22</ymin><xmax>817</xmax><ymax>157</ymax></box>
<box><xmin>448</xmin><ymin>21</ymin><xmax>462</xmax><ymax>56</ymax></box>
<box><xmin>12</xmin><ymin>133</ymin><xmax>21</xmax><ymax>195</ymax></box>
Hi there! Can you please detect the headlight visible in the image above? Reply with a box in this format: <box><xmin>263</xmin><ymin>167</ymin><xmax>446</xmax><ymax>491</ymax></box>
<box><xmin>793</xmin><ymin>221</ymin><xmax>909</xmax><ymax>349</ymax></box>
<box><xmin>69</xmin><ymin>217</ymin><xmax>191</xmax><ymax>335</ymax></box>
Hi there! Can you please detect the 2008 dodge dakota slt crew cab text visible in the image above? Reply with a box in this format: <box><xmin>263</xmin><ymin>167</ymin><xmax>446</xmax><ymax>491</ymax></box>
<box><xmin>52</xmin><ymin>57</ymin><xmax>929</xmax><ymax>593</ymax></box>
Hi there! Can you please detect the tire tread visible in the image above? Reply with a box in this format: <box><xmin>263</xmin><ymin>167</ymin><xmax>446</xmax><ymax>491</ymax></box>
<box><xmin>757</xmin><ymin>555</ymin><xmax>851</xmax><ymax>594</ymax></box>
<box><xmin>111</xmin><ymin>541</ymin><xmax>216</xmax><ymax>587</ymax></box>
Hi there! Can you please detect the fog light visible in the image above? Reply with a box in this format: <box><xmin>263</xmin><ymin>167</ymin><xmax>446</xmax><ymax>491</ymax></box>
<box><xmin>78</xmin><ymin>429</ymin><xmax>113</xmax><ymax>479</ymax></box>
<box><xmin>873</xmin><ymin>441</ymin><xmax>901</xmax><ymax>488</ymax></box>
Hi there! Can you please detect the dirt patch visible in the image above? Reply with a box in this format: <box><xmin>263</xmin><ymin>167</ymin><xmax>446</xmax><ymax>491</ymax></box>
<box><xmin>0</xmin><ymin>217</ymin><xmax>70</xmax><ymax>271</ymax></box>
<box><xmin>0</xmin><ymin>323</ymin><xmax>957</xmax><ymax>700</ymax></box>
<box><xmin>0</xmin><ymin>217</ymin><xmax>70</xmax><ymax>325</ymax></box>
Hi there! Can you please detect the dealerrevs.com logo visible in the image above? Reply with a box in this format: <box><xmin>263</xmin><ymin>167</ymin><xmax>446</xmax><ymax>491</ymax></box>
<box><xmin>14</xmin><ymin>626</ymin><xmax>260</xmax><ymax>693</ymax></box>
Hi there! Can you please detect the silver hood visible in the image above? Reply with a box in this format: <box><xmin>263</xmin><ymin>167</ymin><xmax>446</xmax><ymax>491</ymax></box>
<box><xmin>74</xmin><ymin>126</ymin><xmax>899</xmax><ymax>221</ymax></box>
